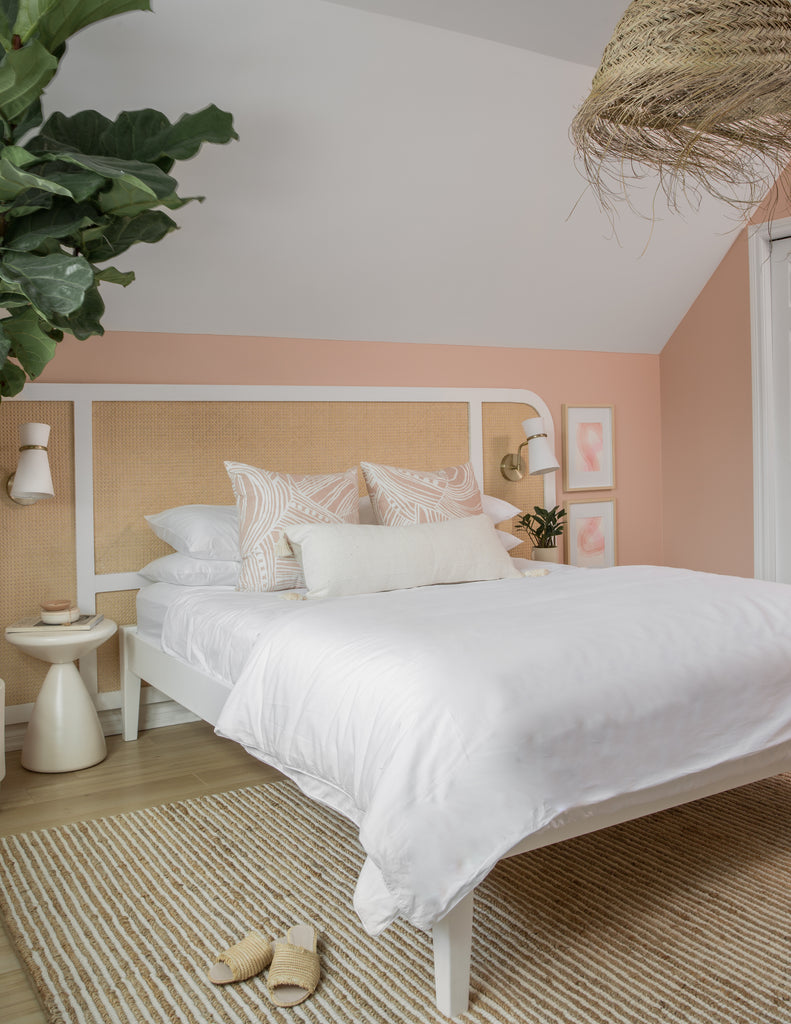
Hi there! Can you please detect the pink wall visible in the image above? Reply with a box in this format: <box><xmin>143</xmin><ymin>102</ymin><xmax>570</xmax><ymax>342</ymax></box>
<box><xmin>660</xmin><ymin>166</ymin><xmax>791</xmax><ymax>579</ymax></box>
<box><xmin>660</xmin><ymin>232</ymin><xmax>754</xmax><ymax>576</ymax></box>
<box><xmin>40</xmin><ymin>332</ymin><xmax>664</xmax><ymax>566</ymax></box>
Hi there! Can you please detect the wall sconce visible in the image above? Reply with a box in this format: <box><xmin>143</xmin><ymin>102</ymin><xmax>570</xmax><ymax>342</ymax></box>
<box><xmin>6</xmin><ymin>422</ymin><xmax>54</xmax><ymax>505</ymax></box>
<box><xmin>500</xmin><ymin>416</ymin><xmax>560</xmax><ymax>482</ymax></box>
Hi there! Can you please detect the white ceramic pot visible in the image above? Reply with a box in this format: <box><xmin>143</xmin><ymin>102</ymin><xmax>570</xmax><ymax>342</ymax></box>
<box><xmin>531</xmin><ymin>546</ymin><xmax>561</xmax><ymax>563</ymax></box>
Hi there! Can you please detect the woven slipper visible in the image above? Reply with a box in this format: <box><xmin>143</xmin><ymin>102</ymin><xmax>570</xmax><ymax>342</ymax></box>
<box><xmin>267</xmin><ymin>924</ymin><xmax>320</xmax><ymax>1006</ymax></box>
<box><xmin>208</xmin><ymin>929</ymin><xmax>273</xmax><ymax>984</ymax></box>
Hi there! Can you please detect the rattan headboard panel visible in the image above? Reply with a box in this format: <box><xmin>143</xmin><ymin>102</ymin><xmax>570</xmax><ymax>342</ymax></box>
<box><xmin>1</xmin><ymin>401</ymin><xmax>76</xmax><ymax>705</ymax></box>
<box><xmin>482</xmin><ymin>402</ymin><xmax>545</xmax><ymax>559</ymax></box>
<box><xmin>93</xmin><ymin>401</ymin><xmax>471</xmax><ymax>574</ymax></box>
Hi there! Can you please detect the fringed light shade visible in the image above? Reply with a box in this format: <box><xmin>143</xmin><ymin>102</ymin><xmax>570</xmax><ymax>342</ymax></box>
<box><xmin>571</xmin><ymin>0</ymin><xmax>791</xmax><ymax>214</ymax></box>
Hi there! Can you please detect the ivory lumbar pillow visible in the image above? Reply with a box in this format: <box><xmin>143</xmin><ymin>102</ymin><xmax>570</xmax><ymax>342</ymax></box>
<box><xmin>286</xmin><ymin>515</ymin><xmax>522</xmax><ymax>598</ymax></box>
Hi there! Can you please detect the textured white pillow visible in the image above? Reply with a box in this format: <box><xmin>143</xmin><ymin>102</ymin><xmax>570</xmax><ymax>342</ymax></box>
<box><xmin>144</xmin><ymin>504</ymin><xmax>240</xmax><ymax>560</ymax></box>
<box><xmin>139</xmin><ymin>553</ymin><xmax>240</xmax><ymax>587</ymax></box>
<box><xmin>481</xmin><ymin>494</ymin><xmax>522</xmax><ymax>525</ymax></box>
<box><xmin>226</xmin><ymin>463</ymin><xmax>360</xmax><ymax>592</ymax></box>
<box><xmin>361</xmin><ymin>461</ymin><xmax>483</xmax><ymax>526</ymax></box>
<box><xmin>286</xmin><ymin>515</ymin><xmax>522</xmax><ymax>598</ymax></box>
<box><xmin>496</xmin><ymin>530</ymin><xmax>522</xmax><ymax>552</ymax></box>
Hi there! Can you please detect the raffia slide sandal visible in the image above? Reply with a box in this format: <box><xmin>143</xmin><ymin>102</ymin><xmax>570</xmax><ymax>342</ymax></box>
<box><xmin>207</xmin><ymin>929</ymin><xmax>273</xmax><ymax>984</ymax></box>
<box><xmin>267</xmin><ymin>924</ymin><xmax>321</xmax><ymax>1006</ymax></box>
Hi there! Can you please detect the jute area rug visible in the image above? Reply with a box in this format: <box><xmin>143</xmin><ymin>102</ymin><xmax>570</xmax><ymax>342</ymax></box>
<box><xmin>1</xmin><ymin>776</ymin><xmax>790</xmax><ymax>1024</ymax></box>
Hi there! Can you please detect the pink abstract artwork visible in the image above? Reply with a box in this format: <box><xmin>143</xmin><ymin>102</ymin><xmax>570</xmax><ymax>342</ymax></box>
<box><xmin>575</xmin><ymin>421</ymin><xmax>604</xmax><ymax>474</ymax></box>
<box><xmin>577</xmin><ymin>515</ymin><xmax>605</xmax><ymax>568</ymax></box>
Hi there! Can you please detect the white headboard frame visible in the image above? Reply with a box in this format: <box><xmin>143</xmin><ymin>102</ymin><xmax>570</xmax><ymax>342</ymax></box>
<box><xmin>8</xmin><ymin>383</ymin><xmax>557</xmax><ymax>718</ymax></box>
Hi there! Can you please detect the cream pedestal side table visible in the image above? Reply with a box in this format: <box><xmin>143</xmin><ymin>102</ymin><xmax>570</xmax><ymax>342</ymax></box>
<box><xmin>6</xmin><ymin>619</ymin><xmax>117</xmax><ymax>773</ymax></box>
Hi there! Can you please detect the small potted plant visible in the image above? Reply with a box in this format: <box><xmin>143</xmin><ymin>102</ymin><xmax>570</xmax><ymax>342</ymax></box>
<box><xmin>515</xmin><ymin>505</ymin><xmax>567</xmax><ymax>562</ymax></box>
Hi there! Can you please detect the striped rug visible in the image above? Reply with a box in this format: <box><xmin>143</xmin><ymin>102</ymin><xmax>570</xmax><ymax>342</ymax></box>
<box><xmin>1</xmin><ymin>776</ymin><xmax>791</xmax><ymax>1023</ymax></box>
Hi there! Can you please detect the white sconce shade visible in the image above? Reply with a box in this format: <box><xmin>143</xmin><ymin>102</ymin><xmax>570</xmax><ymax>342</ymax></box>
<box><xmin>500</xmin><ymin>416</ymin><xmax>560</xmax><ymax>481</ymax></box>
<box><xmin>8</xmin><ymin>422</ymin><xmax>54</xmax><ymax>505</ymax></box>
<box><xmin>522</xmin><ymin>417</ymin><xmax>560</xmax><ymax>475</ymax></box>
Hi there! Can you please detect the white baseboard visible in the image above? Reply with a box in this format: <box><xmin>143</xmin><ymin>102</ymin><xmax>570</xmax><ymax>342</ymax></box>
<box><xmin>4</xmin><ymin>700</ymin><xmax>199</xmax><ymax>753</ymax></box>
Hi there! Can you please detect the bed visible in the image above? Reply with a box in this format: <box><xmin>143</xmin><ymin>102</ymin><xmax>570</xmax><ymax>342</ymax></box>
<box><xmin>117</xmin><ymin>441</ymin><xmax>791</xmax><ymax>1016</ymax></box>
<box><xmin>11</xmin><ymin>382</ymin><xmax>791</xmax><ymax>1018</ymax></box>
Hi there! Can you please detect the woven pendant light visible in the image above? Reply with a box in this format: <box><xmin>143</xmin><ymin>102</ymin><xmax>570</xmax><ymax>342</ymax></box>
<box><xmin>571</xmin><ymin>0</ymin><xmax>791</xmax><ymax>214</ymax></box>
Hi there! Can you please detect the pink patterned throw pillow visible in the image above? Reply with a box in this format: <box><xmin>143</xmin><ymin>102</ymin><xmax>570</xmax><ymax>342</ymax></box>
<box><xmin>360</xmin><ymin>461</ymin><xmax>483</xmax><ymax>527</ymax></box>
<box><xmin>225</xmin><ymin>462</ymin><xmax>360</xmax><ymax>592</ymax></box>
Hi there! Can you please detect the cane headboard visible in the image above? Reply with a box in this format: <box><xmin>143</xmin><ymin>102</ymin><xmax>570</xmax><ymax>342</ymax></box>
<box><xmin>2</xmin><ymin>384</ymin><xmax>557</xmax><ymax>730</ymax></box>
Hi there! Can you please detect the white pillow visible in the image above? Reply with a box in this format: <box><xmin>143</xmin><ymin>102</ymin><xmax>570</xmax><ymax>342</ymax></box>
<box><xmin>496</xmin><ymin>530</ymin><xmax>522</xmax><ymax>552</ymax></box>
<box><xmin>286</xmin><ymin>515</ymin><xmax>522</xmax><ymax>599</ymax></box>
<box><xmin>145</xmin><ymin>504</ymin><xmax>240</xmax><ymax>561</ymax></box>
<box><xmin>481</xmin><ymin>494</ymin><xmax>522</xmax><ymax>525</ymax></box>
<box><xmin>139</xmin><ymin>553</ymin><xmax>240</xmax><ymax>587</ymax></box>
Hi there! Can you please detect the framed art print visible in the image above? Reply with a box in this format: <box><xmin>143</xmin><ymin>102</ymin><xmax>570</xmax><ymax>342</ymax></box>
<box><xmin>566</xmin><ymin>499</ymin><xmax>617</xmax><ymax>568</ymax></box>
<box><xmin>562</xmin><ymin>405</ymin><xmax>615</xmax><ymax>491</ymax></box>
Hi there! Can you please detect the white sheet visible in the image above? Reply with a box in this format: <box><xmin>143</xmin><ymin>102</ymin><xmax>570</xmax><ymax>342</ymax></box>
<box><xmin>136</xmin><ymin>583</ymin><xmax>193</xmax><ymax>646</ymax></box>
<box><xmin>207</xmin><ymin>565</ymin><xmax>791</xmax><ymax>935</ymax></box>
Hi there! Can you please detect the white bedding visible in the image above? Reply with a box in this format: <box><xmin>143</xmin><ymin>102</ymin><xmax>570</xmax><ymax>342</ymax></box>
<box><xmin>160</xmin><ymin>565</ymin><xmax>791</xmax><ymax>936</ymax></box>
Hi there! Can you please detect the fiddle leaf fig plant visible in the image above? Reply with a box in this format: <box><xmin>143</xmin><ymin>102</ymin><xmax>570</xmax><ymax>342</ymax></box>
<box><xmin>515</xmin><ymin>505</ymin><xmax>567</xmax><ymax>549</ymax></box>
<box><xmin>0</xmin><ymin>0</ymin><xmax>238</xmax><ymax>398</ymax></box>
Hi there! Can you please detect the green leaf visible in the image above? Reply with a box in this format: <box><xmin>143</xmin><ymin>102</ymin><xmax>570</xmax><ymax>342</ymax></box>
<box><xmin>0</xmin><ymin>1</ymin><xmax>19</xmax><ymax>49</ymax></box>
<box><xmin>3</xmin><ymin>305</ymin><xmax>57</xmax><ymax>375</ymax></box>
<box><xmin>3</xmin><ymin>199</ymin><xmax>99</xmax><ymax>250</ymax></box>
<box><xmin>80</xmin><ymin>208</ymin><xmax>175</xmax><ymax>262</ymax></box>
<box><xmin>0</xmin><ymin>286</ymin><xmax>30</xmax><ymax>305</ymax></box>
<box><xmin>97</xmin><ymin>178</ymin><xmax>196</xmax><ymax>216</ymax></box>
<box><xmin>25</xmin><ymin>159</ymin><xmax>106</xmax><ymax>202</ymax></box>
<box><xmin>22</xmin><ymin>0</ymin><xmax>151</xmax><ymax>51</ymax></box>
<box><xmin>0</xmin><ymin>249</ymin><xmax>93</xmax><ymax>318</ymax></box>
<box><xmin>0</xmin><ymin>39</ymin><xmax>57</xmax><ymax>123</ymax></box>
<box><xmin>3</xmin><ymin>185</ymin><xmax>53</xmax><ymax>216</ymax></box>
<box><xmin>0</xmin><ymin>146</ymin><xmax>75</xmax><ymax>200</ymax></box>
<box><xmin>0</xmin><ymin>352</ymin><xmax>25</xmax><ymax>395</ymax></box>
<box><xmin>58</xmin><ymin>150</ymin><xmax>176</xmax><ymax>199</ymax></box>
<box><xmin>93</xmin><ymin>264</ymin><xmax>133</xmax><ymax>286</ymax></box>
<box><xmin>51</xmin><ymin>282</ymin><xmax>104</xmax><ymax>339</ymax></box>
<box><xmin>160</xmin><ymin>105</ymin><xmax>238</xmax><ymax>160</ymax></box>
<box><xmin>0</xmin><ymin>322</ymin><xmax>10</xmax><ymax>361</ymax></box>
<box><xmin>96</xmin><ymin>105</ymin><xmax>238</xmax><ymax>164</ymax></box>
<box><xmin>28</xmin><ymin>108</ymin><xmax>112</xmax><ymax>157</ymax></box>
<box><xmin>6</xmin><ymin>96</ymin><xmax>42</xmax><ymax>142</ymax></box>
<box><xmin>12</xmin><ymin>0</ymin><xmax>57</xmax><ymax>42</ymax></box>
<box><xmin>96</xmin><ymin>108</ymin><xmax>171</xmax><ymax>161</ymax></box>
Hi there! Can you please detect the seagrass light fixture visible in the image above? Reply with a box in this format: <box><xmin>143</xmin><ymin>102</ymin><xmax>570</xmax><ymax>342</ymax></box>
<box><xmin>571</xmin><ymin>0</ymin><xmax>791</xmax><ymax>214</ymax></box>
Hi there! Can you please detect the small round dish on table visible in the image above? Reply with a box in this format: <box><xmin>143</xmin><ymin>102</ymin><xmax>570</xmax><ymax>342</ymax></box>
<box><xmin>6</xmin><ymin>618</ymin><xmax>117</xmax><ymax>773</ymax></box>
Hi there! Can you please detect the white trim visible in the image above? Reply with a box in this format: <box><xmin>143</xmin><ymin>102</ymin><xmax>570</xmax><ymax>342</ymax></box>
<box><xmin>749</xmin><ymin>215</ymin><xmax>791</xmax><ymax>580</ymax></box>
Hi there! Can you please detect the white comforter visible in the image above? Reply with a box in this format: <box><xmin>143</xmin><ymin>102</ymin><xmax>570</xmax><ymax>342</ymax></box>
<box><xmin>177</xmin><ymin>565</ymin><xmax>791</xmax><ymax>934</ymax></box>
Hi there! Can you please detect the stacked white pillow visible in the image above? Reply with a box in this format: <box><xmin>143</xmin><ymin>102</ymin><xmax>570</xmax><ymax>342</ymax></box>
<box><xmin>141</xmin><ymin>462</ymin><xmax>525</xmax><ymax>596</ymax></box>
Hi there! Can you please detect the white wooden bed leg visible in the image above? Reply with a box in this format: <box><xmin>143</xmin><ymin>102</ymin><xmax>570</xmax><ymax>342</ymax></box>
<box><xmin>432</xmin><ymin>891</ymin><xmax>473</xmax><ymax>1018</ymax></box>
<box><xmin>120</xmin><ymin>627</ymin><xmax>142</xmax><ymax>741</ymax></box>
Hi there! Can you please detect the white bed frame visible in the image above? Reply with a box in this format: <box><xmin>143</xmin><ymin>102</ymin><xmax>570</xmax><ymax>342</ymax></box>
<box><xmin>13</xmin><ymin>382</ymin><xmax>791</xmax><ymax>1017</ymax></box>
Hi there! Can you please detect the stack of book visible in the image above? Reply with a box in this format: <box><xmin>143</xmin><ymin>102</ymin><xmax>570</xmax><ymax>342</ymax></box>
<box><xmin>6</xmin><ymin>612</ymin><xmax>104</xmax><ymax>635</ymax></box>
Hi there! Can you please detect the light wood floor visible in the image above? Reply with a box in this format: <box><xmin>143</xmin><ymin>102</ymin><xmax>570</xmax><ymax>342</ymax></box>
<box><xmin>0</xmin><ymin>721</ymin><xmax>282</xmax><ymax>1024</ymax></box>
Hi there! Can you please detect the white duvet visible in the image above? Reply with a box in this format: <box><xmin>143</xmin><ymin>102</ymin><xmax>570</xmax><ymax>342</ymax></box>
<box><xmin>165</xmin><ymin>566</ymin><xmax>791</xmax><ymax>934</ymax></box>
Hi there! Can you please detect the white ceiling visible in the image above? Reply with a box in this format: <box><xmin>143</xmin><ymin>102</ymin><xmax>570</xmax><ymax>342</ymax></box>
<box><xmin>41</xmin><ymin>0</ymin><xmax>746</xmax><ymax>356</ymax></box>
<box><xmin>323</xmin><ymin>0</ymin><xmax>630</xmax><ymax>66</ymax></box>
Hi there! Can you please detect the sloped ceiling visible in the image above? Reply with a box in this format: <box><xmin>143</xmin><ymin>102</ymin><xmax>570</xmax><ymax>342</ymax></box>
<box><xmin>323</xmin><ymin>0</ymin><xmax>629</xmax><ymax>65</ymax></box>
<box><xmin>41</xmin><ymin>0</ymin><xmax>746</xmax><ymax>355</ymax></box>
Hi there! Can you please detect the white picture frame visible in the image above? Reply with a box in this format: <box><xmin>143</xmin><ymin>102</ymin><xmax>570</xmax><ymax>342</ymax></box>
<box><xmin>562</xmin><ymin>404</ymin><xmax>615</xmax><ymax>492</ymax></box>
<box><xmin>566</xmin><ymin>499</ymin><xmax>617</xmax><ymax>568</ymax></box>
